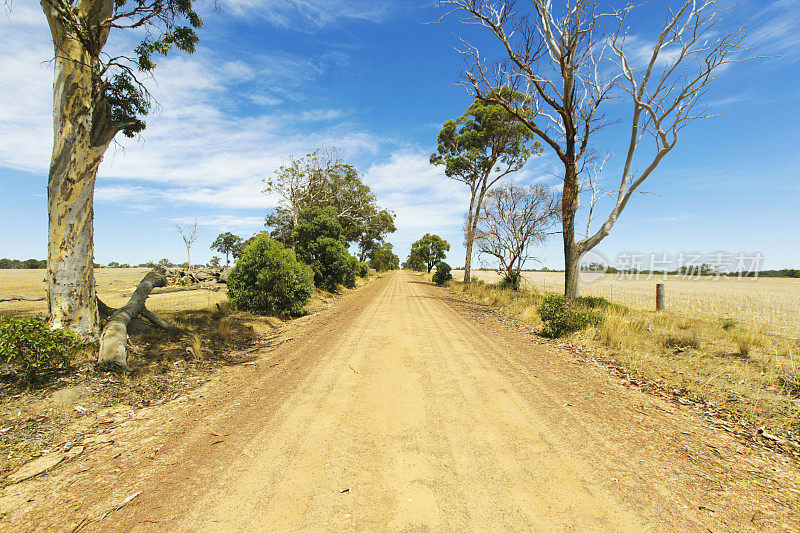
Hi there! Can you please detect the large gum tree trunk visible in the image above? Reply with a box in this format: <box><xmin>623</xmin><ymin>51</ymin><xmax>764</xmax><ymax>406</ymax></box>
<box><xmin>42</xmin><ymin>2</ymin><xmax>113</xmax><ymax>340</ymax></box>
<box><xmin>564</xmin><ymin>244</ymin><xmax>581</xmax><ymax>299</ymax></box>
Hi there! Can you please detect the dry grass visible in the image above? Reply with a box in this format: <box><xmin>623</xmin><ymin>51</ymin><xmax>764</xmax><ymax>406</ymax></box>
<box><xmin>447</xmin><ymin>278</ymin><xmax>800</xmax><ymax>436</ymax></box>
<box><xmin>454</xmin><ymin>270</ymin><xmax>800</xmax><ymax>337</ymax></box>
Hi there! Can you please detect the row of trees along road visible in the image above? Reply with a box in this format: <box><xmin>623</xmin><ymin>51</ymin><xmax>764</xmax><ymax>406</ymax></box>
<box><xmin>437</xmin><ymin>0</ymin><xmax>748</xmax><ymax>298</ymax></box>
<box><xmin>263</xmin><ymin>148</ymin><xmax>399</xmax><ymax>271</ymax></box>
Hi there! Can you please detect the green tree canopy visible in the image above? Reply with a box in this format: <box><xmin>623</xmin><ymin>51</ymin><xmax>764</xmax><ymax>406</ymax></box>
<box><xmin>211</xmin><ymin>232</ymin><xmax>244</xmax><ymax>266</ymax></box>
<box><xmin>408</xmin><ymin>234</ymin><xmax>451</xmax><ymax>273</ymax></box>
<box><xmin>226</xmin><ymin>234</ymin><xmax>315</xmax><ymax>317</ymax></box>
<box><xmin>291</xmin><ymin>207</ymin><xmax>360</xmax><ymax>291</ymax></box>
<box><xmin>264</xmin><ymin>148</ymin><xmax>395</xmax><ymax>249</ymax></box>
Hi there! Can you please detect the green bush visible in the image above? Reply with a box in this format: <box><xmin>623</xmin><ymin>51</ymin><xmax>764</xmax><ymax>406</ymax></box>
<box><xmin>498</xmin><ymin>270</ymin><xmax>522</xmax><ymax>291</ymax></box>
<box><xmin>537</xmin><ymin>295</ymin><xmax>602</xmax><ymax>338</ymax></box>
<box><xmin>0</xmin><ymin>316</ymin><xmax>79</xmax><ymax>378</ymax></box>
<box><xmin>227</xmin><ymin>234</ymin><xmax>315</xmax><ymax>317</ymax></box>
<box><xmin>432</xmin><ymin>261</ymin><xmax>453</xmax><ymax>285</ymax></box>
<box><xmin>304</xmin><ymin>237</ymin><xmax>360</xmax><ymax>291</ymax></box>
<box><xmin>356</xmin><ymin>261</ymin><xmax>370</xmax><ymax>278</ymax></box>
<box><xmin>292</xmin><ymin>207</ymin><xmax>361</xmax><ymax>291</ymax></box>
<box><xmin>577</xmin><ymin>296</ymin><xmax>612</xmax><ymax>310</ymax></box>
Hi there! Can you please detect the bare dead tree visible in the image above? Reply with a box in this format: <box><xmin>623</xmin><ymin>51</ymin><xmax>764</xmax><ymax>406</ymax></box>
<box><xmin>583</xmin><ymin>153</ymin><xmax>613</xmax><ymax>239</ymax></box>
<box><xmin>475</xmin><ymin>182</ymin><xmax>559</xmax><ymax>286</ymax></box>
<box><xmin>438</xmin><ymin>0</ymin><xmax>748</xmax><ymax>298</ymax></box>
<box><xmin>175</xmin><ymin>220</ymin><xmax>198</xmax><ymax>270</ymax></box>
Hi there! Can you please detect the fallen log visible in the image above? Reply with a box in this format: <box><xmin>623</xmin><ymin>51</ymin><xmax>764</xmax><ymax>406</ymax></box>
<box><xmin>0</xmin><ymin>296</ymin><xmax>45</xmax><ymax>302</ymax></box>
<box><xmin>98</xmin><ymin>297</ymin><xmax>177</xmax><ymax>332</ymax></box>
<box><xmin>121</xmin><ymin>283</ymin><xmax>221</xmax><ymax>298</ymax></box>
<box><xmin>98</xmin><ymin>268</ymin><xmax>169</xmax><ymax>371</ymax></box>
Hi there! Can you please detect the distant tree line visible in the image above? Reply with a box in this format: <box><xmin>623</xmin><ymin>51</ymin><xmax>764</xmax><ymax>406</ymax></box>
<box><xmin>751</xmin><ymin>269</ymin><xmax>800</xmax><ymax>278</ymax></box>
<box><xmin>0</xmin><ymin>259</ymin><xmax>47</xmax><ymax>269</ymax></box>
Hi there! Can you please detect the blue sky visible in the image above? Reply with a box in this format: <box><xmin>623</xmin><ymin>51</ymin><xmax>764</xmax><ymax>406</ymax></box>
<box><xmin>0</xmin><ymin>0</ymin><xmax>798</xmax><ymax>270</ymax></box>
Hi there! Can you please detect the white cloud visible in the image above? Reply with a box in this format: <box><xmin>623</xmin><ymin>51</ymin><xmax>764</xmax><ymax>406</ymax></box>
<box><xmin>171</xmin><ymin>214</ymin><xmax>267</xmax><ymax>230</ymax></box>
<box><xmin>95</xmin><ymin>185</ymin><xmax>156</xmax><ymax>203</ymax></box>
<box><xmin>0</xmin><ymin>13</ymin><xmax>385</xmax><ymax>216</ymax></box>
<box><xmin>363</xmin><ymin>150</ymin><xmax>471</xmax><ymax>252</ymax></box>
<box><xmin>225</xmin><ymin>0</ymin><xmax>394</xmax><ymax>29</ymax></box>
<box><xmin>0</xmin><ymin>5</ymin><xmax>57</xmax><ymax>174</ymax></box>
<box><xmin>749</xmin><ymin>1</ymin><xmax>800</xmax><ymax>57</ymax></box>
<box><xmin>298</xmin><ymin>109</ymin><xmax>348</xmax><ymax>122</ymax></box>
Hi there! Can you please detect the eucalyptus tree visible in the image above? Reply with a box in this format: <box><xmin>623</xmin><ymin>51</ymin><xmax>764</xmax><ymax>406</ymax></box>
<box><xmin>211</xmin><ymin>232</ymin><xmax>244</xmax><ymax>266</ymax></box>
<box><xmin>408</xmin><ymin>234</ymin><xmax>451</xmax><ymax>273</ymax></box>
<box><xmin>438</xmin><ymin>0</ymin><xmax>747</xmax><ymax>298</ymax></box>
<box><xmin>431</xmin><ymin>89</ymin><xmax>541</xmax><ymax>283</ymax></box>
<box><xmin>37</xmin><ymin>0</ymin><xmax>204</xmax><ymax>339</ymax></box>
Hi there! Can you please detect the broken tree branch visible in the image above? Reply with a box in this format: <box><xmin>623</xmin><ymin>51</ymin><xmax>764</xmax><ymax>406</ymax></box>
<box><xmin>98</xmin><ymin>267</ymin><xmax>168</xmax><ymax>371</ymax></box>
<box><xmin>0</xmin><ymin>296</ymin><xmax>45</xmax><ymax>302</ymax></box>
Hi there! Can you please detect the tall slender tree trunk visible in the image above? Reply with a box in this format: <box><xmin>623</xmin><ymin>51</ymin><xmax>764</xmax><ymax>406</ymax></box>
<box><xmin>43</xmin><ymin>4</ymin><xmax>113</xmax><ymax>340</ymax></box>
<box><xmin>562</xmin><ymin>161</ymin><xmax>581</xmax><ymax>299</ymax></box>
<box><xmin>463</xmin><ymin>190</ymin><xmax>477</xmax><ymax>282</ymax></box>
<box><xmin>464</xmin><ymin>183</ymin><xmax>490</xmax><ymax>283</ymax></box>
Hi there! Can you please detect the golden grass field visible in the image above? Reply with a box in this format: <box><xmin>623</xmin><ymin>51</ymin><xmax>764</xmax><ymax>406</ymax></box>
<box><xmin>0</xmin><ymin>268</ymin><xmax>228</xmax><ymax>317</ymax></box>
<box><xmin>445</xmin><ymin>274</ymin><xmax>800</xmax><ymax>436</ymax></box>
<box><xmin>454</xmin><ymin>270</ymin><xmax>800</xmax><ymax>338</ymax></box>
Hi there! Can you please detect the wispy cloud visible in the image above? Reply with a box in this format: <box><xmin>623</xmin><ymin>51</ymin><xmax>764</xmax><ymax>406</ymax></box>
<box><xmin>747</xmin><ymin>0</ymin><xmax>800</xmax><ymax>58</ymax></box>
<box><xmin>225</xmin><ymin>0</ymin><xmax>395</xmax><ymax>30</ymax></box>
<box><xmin>170</xmin><ymin>214</ymin><xmax>267</xmax><ymax>230</ymax></box>
<box><xmin>0</xmin><ymin>14</ymin><xmax>385</xmax><ymax>215</ymax></box>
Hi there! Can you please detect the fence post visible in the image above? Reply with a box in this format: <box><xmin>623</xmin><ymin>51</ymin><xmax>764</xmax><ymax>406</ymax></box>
<box><xmin>656</xmin><ymin>283</ymin><xmax>665</xmax><ymax>310</ymax></box>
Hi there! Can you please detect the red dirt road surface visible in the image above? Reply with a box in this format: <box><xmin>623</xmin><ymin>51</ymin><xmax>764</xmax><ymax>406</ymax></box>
<box><xmin>1</xmin><ymin>272</ymin><xmax>798</xmax><ymax>531</ymax></box>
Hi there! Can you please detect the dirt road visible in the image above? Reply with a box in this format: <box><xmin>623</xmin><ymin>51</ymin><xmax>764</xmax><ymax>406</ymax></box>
<box><xmin>2</xmin><ymin>272</ymin><xmax>798</xmax><ymax>531</ymax></box>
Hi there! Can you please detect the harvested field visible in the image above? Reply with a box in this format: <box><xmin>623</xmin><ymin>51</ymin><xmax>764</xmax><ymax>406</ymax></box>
<box><xmin>454</xmin><ymin>269</ymin><xmax>800</xmax><ymax>337</ymax></box>
<box><xmin>0</xmin><ymin>268</ymin><xmax>228</xmax><ymax>317</ymax></box>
